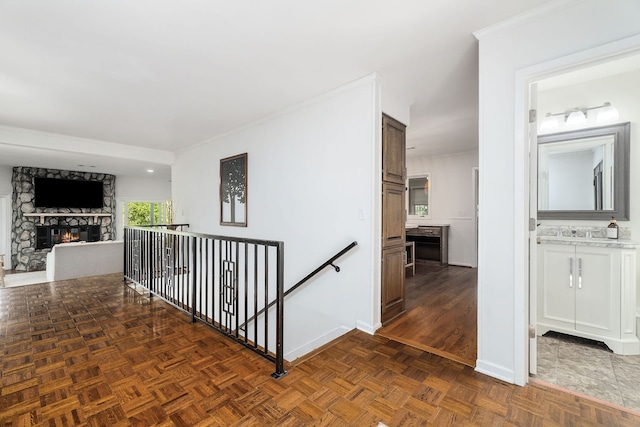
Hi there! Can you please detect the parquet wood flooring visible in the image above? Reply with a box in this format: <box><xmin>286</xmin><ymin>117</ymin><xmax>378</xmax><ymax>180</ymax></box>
<box><xmin>1</xmin><ymin>274</ymin><xmax>639</xmax><ymax>426</ymax></box>
<box><xmin>377</xmin><ymin>263</ymin><xmax>477</xmax><ymax>367</ymax></box>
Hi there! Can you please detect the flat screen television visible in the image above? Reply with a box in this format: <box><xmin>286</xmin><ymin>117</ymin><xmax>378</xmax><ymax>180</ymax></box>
<box><xmin>34</xmin><ymin>178</ymin><xmax>104</xmax><ymax>209</ymax></box>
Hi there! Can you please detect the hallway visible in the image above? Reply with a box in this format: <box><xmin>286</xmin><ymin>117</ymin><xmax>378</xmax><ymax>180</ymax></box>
<box><xmin>377</xmin><ymin>263</ymin><xmax>477</xmax><ymax>367</ymax></box>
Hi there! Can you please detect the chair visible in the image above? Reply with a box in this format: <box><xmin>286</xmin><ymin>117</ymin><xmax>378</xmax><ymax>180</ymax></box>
<box><xmin>404</xmin><ymin>242</ymin><xmax>415</xmax><ymax>277</ymax></box>
<box><xmin>0</xmin><ymin>254</ymin><xmax>5</xmax><ymax>288</ymax></box>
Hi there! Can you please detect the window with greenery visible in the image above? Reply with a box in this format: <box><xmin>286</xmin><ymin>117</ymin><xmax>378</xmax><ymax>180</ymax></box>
<box><xmin>123</xmin><ymin>201</ymin><xmax>173</xmax><ymax>226</ymax></box>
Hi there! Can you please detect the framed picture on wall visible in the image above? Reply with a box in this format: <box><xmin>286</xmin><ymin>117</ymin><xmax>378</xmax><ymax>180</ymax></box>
<box><xmin>220</xmin><ymin>153</ymin><xmax>247</xmax><ymax>226</ymax></box>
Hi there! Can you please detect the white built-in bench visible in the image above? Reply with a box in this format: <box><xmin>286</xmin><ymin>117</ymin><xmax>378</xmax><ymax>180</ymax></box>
<box><xmin>46</xmin><ymin>240</ymin><xmax>123</xmax><ymax>282</ymax></box>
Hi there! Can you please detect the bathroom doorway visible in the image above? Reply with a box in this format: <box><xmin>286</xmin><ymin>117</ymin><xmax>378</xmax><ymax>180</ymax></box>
<box><xmin>527</xmin><ymin>47</ymin><xmax>640</xmax><ymax>410</ymax></box>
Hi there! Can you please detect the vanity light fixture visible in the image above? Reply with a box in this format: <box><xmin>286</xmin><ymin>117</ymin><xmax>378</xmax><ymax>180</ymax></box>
<box><xmin>566</xmin><ymin>108</ymin><xmax>587</xmax><ymax>126</ymax></box>
<box><xmin>540</xmin><ymin>102</ymin><xmax>619</xmax><ymax>130</ymax></box>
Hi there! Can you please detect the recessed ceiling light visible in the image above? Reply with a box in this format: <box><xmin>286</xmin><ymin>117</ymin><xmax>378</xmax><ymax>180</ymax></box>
<box><xmin>147</xmin><ymin>169</ymin><xmax>154</xmax><ymax>173</ymax></box>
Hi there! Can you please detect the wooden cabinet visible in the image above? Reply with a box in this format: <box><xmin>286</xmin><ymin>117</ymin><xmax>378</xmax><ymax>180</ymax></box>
<box><xmin>381</xmin><ymin>114</ymin><xmax>406</xmax><ymax>324</ymax></box>
<box><xmin>537</xmin><ymin>243</ymin><xmax>639</xmax><ymax>355</ymax></box>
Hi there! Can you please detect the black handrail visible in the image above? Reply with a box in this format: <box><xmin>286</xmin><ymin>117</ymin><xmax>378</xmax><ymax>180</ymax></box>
<box><xmin>239</xmin><ymin>241</ymin><xmax>358</xmax><ymax>330</ymax></box>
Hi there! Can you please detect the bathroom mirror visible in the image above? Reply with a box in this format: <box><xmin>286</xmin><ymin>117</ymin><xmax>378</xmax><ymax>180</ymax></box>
<box><xmin>538</xmin><ymin>122</ymin><xmax>630</xmax><ymax>220</ymax></box>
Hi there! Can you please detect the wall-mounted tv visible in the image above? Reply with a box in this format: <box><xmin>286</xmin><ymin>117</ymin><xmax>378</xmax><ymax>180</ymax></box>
<box><xmin>34</xmin><ymin>177</ymin><xmax>104</xmax><ymax>209</ymax></box>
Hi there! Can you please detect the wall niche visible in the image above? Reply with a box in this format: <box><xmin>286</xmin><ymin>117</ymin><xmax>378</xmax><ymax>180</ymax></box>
<box><xmin>11</xmin><ymin>167</ymin><xmax>116</xmax><ymax>271</ymax></box>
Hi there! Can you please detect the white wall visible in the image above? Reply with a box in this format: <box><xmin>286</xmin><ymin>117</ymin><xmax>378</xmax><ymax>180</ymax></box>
<box><xmin>407</xmin><ymin>150</ymin><xmax>478</xmax><ymax>267</ymax></box>
<box><xmin>116</xmin><ymin>176</ymin><xmax>172</xmax><ymax>201</ymax></box>
<box><xmin>0</xmin><ymin>165</ymin><xmax>11</xmax><ymax>194</ymax></box>
<box><xmin>0</xmin><ymin>165</ymin><xmax>12</xmax><ymax>269</ymax></box>
<box><xmin>475</xmin><ymin>0</ymin><xmax>640</xmax><ymax>384</ymax></box>
<box><xmin>172</xmin><ymin>77</ymin><xmax>383</xmax><ymax>360</ymax></box>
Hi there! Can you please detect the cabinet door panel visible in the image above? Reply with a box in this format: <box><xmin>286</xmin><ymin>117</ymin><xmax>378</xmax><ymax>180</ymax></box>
<box><xmin>382</xmin><ymin>115</ymin><xmax>406</xmax><ymax>185</ymax></box>
<box><xmin>575</xmin><ymin>247</ymin><xmax>620</xmax><ymax>338</ymax></box>
<box><xmin>381</xmin><ymin>246</ymin><xmax>405</xmax><ymax>324</ymax></box>
<box><xmin>538</xmin><ymin>245</ymin><xmax>575</xmax><ymax>328</ymax></box>
<box><xmin>382</xmin><ymin>182</ymin><xmax>405</xmax><ymax>249</ymax></box>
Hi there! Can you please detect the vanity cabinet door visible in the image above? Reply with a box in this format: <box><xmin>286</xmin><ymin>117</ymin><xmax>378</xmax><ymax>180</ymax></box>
<box><xmin>575</xmin><ymin>246</ymin><xmax>620</xmax><ymax>338</ymax></box>
<box><xmin>538</xmin><ymin>244</ymin><xmax>575</xmax><ymax>329</ymax></box>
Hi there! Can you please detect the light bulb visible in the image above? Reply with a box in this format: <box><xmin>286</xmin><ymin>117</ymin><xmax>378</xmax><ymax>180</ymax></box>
<box><xmin>597</xmin><ymin>102</ymin><xmax>619</xmax><ymax>122</ymax></box>
<box><xmin>566</xmin><ymin>109</ymin><xmax>586</xmax><ymax>126</ymax></box>
<box><xmin>540</xmin><ymin>113</ymin><xmax>559</xmax><ymax>132</ymax></box>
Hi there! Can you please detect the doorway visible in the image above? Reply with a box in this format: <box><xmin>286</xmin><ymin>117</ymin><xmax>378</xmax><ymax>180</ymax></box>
<box><xmin>377</xmin><ymin>152</ymin><xmax>479</xmax><ymax>367</ymax></box>
<box><xmin>527</xmin><ymin>48</ymin><xmax>640</xmax><ymax>410</ymax></box>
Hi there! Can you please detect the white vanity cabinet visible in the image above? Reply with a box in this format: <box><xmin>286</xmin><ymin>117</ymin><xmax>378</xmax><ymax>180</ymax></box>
<box><xmin>537</xmin><ymin>241</ymin><xmax>639</xmax><ymax>355</ymax></box>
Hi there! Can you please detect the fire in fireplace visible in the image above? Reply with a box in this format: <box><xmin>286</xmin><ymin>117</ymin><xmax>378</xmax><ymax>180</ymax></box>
<box><xmin>61</xmin><ymin>230</ymin><xmax>81</xmax><ymax>243</ymax></box>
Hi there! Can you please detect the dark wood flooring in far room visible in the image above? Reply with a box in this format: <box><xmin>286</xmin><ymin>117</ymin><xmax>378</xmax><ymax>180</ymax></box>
<box><xmin>377</xmin><ymin>263</ymin><xmax>478</xmax><ymax>367</ymax></box>
<box><xmin>1</xmin><ymin>274</ymin><xmax>639</xmax><ymax>426</ymax></box>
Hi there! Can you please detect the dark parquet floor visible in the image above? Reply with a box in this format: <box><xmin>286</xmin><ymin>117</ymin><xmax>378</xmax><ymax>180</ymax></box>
<box><xmin>1</xmin><ymin>274</ymin><xmax>640</xmax><ymax>426</ymax></box>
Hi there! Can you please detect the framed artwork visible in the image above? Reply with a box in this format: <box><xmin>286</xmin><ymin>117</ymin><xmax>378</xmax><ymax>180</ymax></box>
<box><xmin>220</xmin><ymin>153</ymin><xmax>247</xmax><ymax>226</ymax></box>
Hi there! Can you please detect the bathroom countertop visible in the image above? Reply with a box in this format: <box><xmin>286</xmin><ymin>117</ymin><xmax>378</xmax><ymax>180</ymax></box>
<box><xmin>538</xmin><ymin>235</ymin><xmax>640</xmax><ymax>249</ymax></box>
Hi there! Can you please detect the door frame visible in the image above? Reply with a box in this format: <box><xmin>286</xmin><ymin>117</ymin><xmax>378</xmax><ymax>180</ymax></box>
<box><xmin>473</xmin><ymin>167</ymin><xmax>479</xmax><ymax>268</ymax></box>
<box><xmin>0</xmin><ymin>194</ymin><xmax>11</xmax><ymax>270</ymax></box>
<box><xmin>514</xmin><ymin>35</ymin><xmax>640</xmax><ymax>385</ymax></box>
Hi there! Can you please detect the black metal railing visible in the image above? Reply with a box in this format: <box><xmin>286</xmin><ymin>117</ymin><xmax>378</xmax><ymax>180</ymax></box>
<box><xmin>124</xmin><ymin>226</ymin><xmax>286</xmax><ymax>378</ymax></box>
<box><xmin>124</xmin><ymin>226</ymin><xmax>358</xmax><ymax>379</ymax></box>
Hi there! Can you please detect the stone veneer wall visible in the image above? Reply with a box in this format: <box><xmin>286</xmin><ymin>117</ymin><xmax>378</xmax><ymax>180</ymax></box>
<box><xmin>11</xmin><ymin>167</ymin><xmax>116</xmax><ymax>271</ymax></box>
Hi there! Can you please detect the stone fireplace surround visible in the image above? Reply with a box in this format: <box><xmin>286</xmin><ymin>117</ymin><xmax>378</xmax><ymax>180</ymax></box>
<box><xmin>11</xmin><ymin>167</ymin><xmax>116</xmax><ymax>271</ymax></box>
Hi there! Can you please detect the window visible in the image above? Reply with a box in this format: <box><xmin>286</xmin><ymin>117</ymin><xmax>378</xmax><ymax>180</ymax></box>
<box><xmin>123</xmin><ymin>201</ymin><xmax>173</xmax><ymax>226</ymax></box>
<box><xmin>407</xmin><ymin>174</ymin><xmax>430</xmax><ymax>218</ymax></box>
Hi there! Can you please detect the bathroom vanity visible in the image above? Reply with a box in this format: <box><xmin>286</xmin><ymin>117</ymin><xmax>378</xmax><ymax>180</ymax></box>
<box><xmin>537</xmin><ymin>236</ymin><xmax>639</xmax><ymax>355</ymax></box>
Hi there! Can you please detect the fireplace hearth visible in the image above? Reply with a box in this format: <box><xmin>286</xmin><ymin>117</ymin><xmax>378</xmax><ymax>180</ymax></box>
<box><xmin>36</xmin><ymin>225</ymin><xmax>101</xmax><ymax>250</ymax></box>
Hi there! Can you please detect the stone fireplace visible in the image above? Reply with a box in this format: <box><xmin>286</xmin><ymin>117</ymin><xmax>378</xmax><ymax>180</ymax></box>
<box><xmin>11</xmin><ymin>167</ymin><xmax>116</xmax><ymax>271</ymax></box>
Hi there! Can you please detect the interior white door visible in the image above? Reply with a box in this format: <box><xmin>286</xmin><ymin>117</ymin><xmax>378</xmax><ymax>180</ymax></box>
<box><xmin>528</xmin><ymin>82</ymin><xmax>538</xmax><ymax>375</ymax></box>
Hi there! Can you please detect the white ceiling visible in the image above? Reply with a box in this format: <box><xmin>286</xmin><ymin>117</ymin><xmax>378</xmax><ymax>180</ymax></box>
<box><xmin>0</xmin><ymin>0</ymin><xmax>553</xmax><ymax>177</ymax></box>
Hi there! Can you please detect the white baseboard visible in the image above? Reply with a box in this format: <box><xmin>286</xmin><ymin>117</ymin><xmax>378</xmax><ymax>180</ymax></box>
<box><xmin>475</xmin><ymin>359</ymin><xmax>515</xmax><ymax>384</ymax></box>
<box><xmin>450</xmin><ymin>262</ymin><xmax>474</xmax><ymax>268</ymax></box>
<box><xmin>356</xmin><ymin>319</ymin><xmax>380</xmax><ymax>335</ymax></box>
<box><xmin>284</xmin><ymin>325</ymin><xmax>352</xmax><ymax>361</ymax></box>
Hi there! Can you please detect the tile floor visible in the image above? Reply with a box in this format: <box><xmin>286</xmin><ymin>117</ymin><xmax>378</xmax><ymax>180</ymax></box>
<box><xmin>534</xmin><ymin>331</ymin><xmax>640</xmax><ymax>411</ymax></box>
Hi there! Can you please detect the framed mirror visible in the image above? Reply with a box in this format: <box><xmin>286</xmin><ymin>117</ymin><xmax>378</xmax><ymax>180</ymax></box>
<box><xmin>407</xmin><ymin>174</ymin><xmax>430</xmax><ymax>219</ymax></box>
<box><xmin>538</xmin><ymin>122</ymin><xmax>630</xmax><ymax>220</ymax></box>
